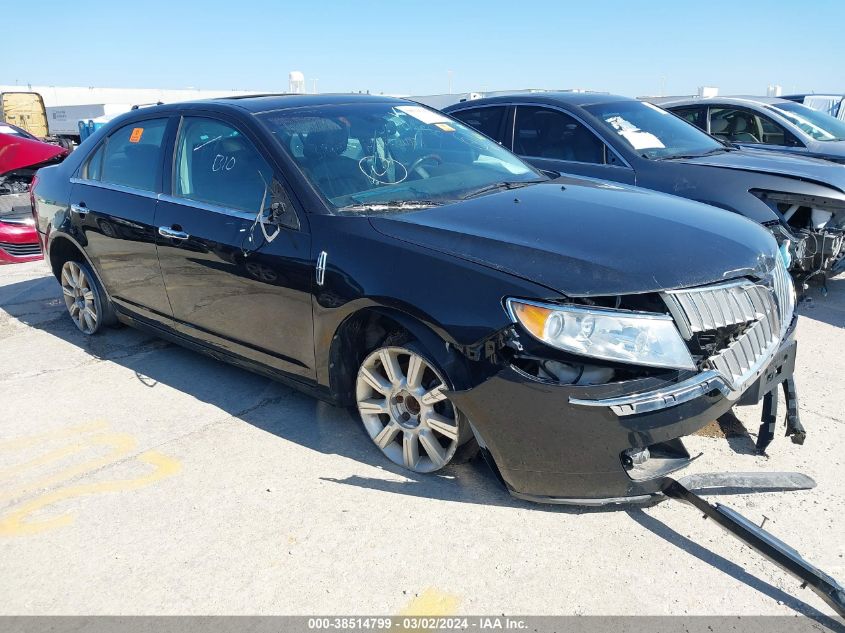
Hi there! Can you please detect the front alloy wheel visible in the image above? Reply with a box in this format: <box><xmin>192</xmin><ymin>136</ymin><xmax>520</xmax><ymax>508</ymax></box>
<box><xmin>356</xmin><ymin>346</ymin><xmax>462</xmax><ymax>473</ymax></box>
<box><xmin>61</xmin><ymin>260</ymin><xmax>101</xmax><ymax>334</ymax></box>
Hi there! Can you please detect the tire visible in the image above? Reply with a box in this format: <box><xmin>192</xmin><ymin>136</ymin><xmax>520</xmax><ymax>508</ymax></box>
<box><xmin>59</xmin><ymin>259</ymin><xmax>116</xmax><ymax>334</ymax></box>
<box><xmin>354</xmin><ymin>339</ymin><xmax>477</xmax><ymax>473</ymax></box>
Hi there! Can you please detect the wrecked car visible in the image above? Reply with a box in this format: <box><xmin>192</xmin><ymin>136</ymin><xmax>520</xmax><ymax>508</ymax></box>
<box><xmin>0</xmin><ymin>124</ymin><xmax>67</xmax><ymax>262</ymax></box>
<box><xmin>31</xmin><ymin>95</ymin><xmax>845</xmax><ymax>614</ymax></box>
<box><xmin>32</xmin><ymin>93</ymin><xmax>798</xmax><ymax>503</ymax></box>
<box><xmin>444</xmin><ymin>93</ymin><xmax>845</xmax><ymax>285</ymax></box>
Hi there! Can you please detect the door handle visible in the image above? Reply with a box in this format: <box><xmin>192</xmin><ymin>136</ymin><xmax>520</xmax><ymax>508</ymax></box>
<box><xmin>70</xmin><ymin>203</ymin><xmax>88</xmax><ymax>217</ymax></box>
<box><xmin>158</xmin><ymin>226</ymin><xmax>190</xmax><ymax>240</ymax></box>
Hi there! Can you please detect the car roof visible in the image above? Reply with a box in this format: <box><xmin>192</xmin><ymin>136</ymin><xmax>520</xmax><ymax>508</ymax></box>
<box><xmin>127</xmin><ymin>93</ymin><xmax>409</xmax><ymax>116</ymax></box>
<box><xmin>651</xmin><ymin>95</ymin><xmax>794</xmax><ymax>108</ymax></box>
<box><xmin>444</xmin><ymin>91</ymin><xmax>628</xmax><ymax>110</ymax></box>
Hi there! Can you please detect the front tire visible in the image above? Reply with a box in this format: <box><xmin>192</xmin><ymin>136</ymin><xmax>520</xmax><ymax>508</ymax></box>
<box><xmin>60</xmin><ymin>260</ymin><xmax>114</xmax><ymax>334</ymax></box>
<box><xmin>355</xmin><ymin>344</ymin><xmax>467</xmax><ymax>473</ymax></box>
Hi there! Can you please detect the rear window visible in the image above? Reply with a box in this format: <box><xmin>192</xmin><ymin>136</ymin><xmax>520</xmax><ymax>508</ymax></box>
<box><xmin>451</xmin><ymin>106</ymin><xmax>507</xmax><ymax>141</ymax></box>
<box><xmin>95</xmin><ymin>119</ymin><xmax>168</xmax><ymax>191</ymax></box>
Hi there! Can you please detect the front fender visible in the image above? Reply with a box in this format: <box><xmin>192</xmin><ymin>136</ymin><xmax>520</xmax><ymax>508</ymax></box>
<box><xmin>310</xmin><ymin>214</ymin><xmax>559</xmax><ymax>392</ymax></box>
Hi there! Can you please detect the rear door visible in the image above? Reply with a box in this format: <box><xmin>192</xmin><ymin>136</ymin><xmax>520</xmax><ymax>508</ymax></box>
<box><xmin>510</xmin><ymin>105</ymin><xmax>636</xmax><ymax>184</ymax></box>
<box><xmin>69</xmin><ymin>115</ymin><xmax>175</xmax><ymax>323</ymax></box>
<box><xmin>155</xmin><ymin>114</ymin><xmax>315</xmax><ymax>379</ymax></box>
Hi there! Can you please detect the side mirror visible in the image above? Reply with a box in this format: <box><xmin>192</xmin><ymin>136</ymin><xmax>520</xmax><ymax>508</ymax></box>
<box><xmin>266</xmin><ymin>180</ymin><xmax>300</xmax><ymax>231</ymax></box>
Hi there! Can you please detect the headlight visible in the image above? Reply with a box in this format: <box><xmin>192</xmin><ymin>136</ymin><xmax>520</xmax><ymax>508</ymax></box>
<box><xmin>506</xmin><ymin>298</ymin><xmax>695</xmax><ymax>370</ymax></box>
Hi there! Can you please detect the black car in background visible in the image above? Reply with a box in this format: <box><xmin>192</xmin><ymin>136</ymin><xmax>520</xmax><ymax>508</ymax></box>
<box><xmin>444</xmin><ymin>93</ymin><xmax>845</xmax><ymax>283</ymax></box>
<box><xmin>32</xmin><ymin>94</ymin><xmax>797</xmax><ymax>506</ymax></box>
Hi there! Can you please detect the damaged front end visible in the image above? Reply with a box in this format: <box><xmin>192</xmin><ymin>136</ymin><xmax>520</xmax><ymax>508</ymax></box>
<box><xmin>752</xmin><ymin>189</ymin><xmax>845</xmax><ymax>286</ymax></box>
<box><xmin>0</xmin><ymin>132</ymin><xmax>68</xmax><ymax>212</ymax></box>
<box><xmin>449</xmin><ymin>255</ymin><xmax>799</xmax><ymax>505</ymax></box>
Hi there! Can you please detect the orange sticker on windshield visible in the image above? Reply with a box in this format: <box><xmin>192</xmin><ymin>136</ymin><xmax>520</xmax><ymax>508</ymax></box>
<box><xmin>129</xmin><ymin>128</ymin><xmax>144</xmax><ymax>143</ymax></box>
<box><xmin>435</xmin><ymin>123</ymin><xmax>455</xmax><ymax>132</ymax></box>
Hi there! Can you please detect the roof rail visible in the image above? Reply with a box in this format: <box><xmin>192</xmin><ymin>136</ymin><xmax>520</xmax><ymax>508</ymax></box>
<box><xmin>221</xmin><ymin>93</ymin><xmax>297</xmax><ymax>100</ymax></box>
<box><xmin>130</xmin><ymin>101</ymin><xmax>164</xmax><ymax>110</ymax></box>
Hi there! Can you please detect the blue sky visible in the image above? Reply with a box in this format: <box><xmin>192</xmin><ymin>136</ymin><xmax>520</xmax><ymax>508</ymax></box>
<box><xmin>4</xmin><ymin>0</ymin><xmax>843</xmax><ymax>97</ymax></box>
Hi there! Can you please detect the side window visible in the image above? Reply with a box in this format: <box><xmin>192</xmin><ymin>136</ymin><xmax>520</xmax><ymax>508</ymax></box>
<box><xmin>450</xmin><ymin>106</ymin><xmax>506</xmax><ymax>141</ymax></box>
<box><xmin>99</xmin><ymin>118</ymin><xmax>168</xmax><ymax>191</ymax></box>
<box><xmin>83</xmin><ymin>144</ymin><xmax>105</xmax><ymax>181</ymax></box>
<box><xmin>672</xmin><ymin>107</ymin><xmax>706</xmax><ymax>131</ymax></box>
<box><xmin>174</xmin><ymin>117</ymin><xmax>274</xmax><ymax>212</ymax></box>
<box><xmin>514</xmin><ymin>106</ymin><xmax>605</xmax><ymax>164</ymax></box>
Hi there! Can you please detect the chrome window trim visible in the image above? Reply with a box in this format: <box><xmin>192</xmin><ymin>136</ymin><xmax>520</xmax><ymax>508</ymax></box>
<box><xmin>69</xmin><ymin>177</ymin><xmax>158</xmax><ymax>200</ymax></box>
<box><xmin>70</xmin><ymin>177</ymin><xmax>263</xmax><ymax>220</ymax></box>
<box><xmin>157</xmin><ymin>194</ymin><xmax>257</xmax><ymax>221</ymax></box>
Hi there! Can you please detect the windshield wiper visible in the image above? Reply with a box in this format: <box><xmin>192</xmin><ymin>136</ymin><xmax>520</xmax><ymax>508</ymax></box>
<box><xmin>658</xmin><ymin>147</ymin><xmax>731</xmax><ymax>160</ymax></box>
<box><xmin>460</xmin><ymin>180</ymin><xmax>544</xmax><ymax>200</ymax></box>
<box><xmin>337</xmin><ymin>200</ymin><xmax>443</xmax><ymax>213</ymax></box>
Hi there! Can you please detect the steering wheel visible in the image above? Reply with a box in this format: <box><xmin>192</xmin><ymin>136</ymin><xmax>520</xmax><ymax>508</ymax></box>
<box><xmin>409</xmin><ymin>153</ymin><xmax>442</xmax><ymax>179</ymax></box>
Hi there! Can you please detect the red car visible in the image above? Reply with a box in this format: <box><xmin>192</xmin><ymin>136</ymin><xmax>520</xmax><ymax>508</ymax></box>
<box><xmin>0</xmin><ymin>123</ymin><xmax>68</xmax><ymax>262</ymax></box>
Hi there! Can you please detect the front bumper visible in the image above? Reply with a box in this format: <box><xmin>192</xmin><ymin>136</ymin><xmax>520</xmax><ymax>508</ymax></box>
<box><xmin>449</xmin><ymin>331</ymin><xmax>797</xmax><ymax>505</ymax></box>
<box><xmin>0</xmin><ymin>194</ymin><xmax>42</xmax><ymax>263</ymax></box>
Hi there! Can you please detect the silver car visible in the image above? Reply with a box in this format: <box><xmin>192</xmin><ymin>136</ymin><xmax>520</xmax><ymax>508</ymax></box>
<box><xmin>651</xmin><ymin>95</ymin><xmax>845</xmax><ymax>165</ymax></box>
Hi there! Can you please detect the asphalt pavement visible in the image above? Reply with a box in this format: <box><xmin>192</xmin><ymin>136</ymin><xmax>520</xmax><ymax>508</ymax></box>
<box><xmin>1</xmin><ymin>260</ymin><xmax>843</xmax><ymax>619</ymax></box>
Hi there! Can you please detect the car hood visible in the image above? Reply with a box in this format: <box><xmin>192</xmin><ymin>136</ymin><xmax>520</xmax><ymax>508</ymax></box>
<box><xmin>0</xmin><ymin>133</ymin><xmax>68</xmax><ymax>176</ymax></box>
<box><xmin>674</xmin><ymin>148</ymin><xmax>845</xmax><ymax>191</ymax></box>
<box><xmin>806</xmin><ymin>140</ymin><xmax>845</xmax><ymax>159</ymax></box>
<box><xmin>369</xmin><ymin>178</ymin><xmax>777</xmax><ymax>297</ymax></box>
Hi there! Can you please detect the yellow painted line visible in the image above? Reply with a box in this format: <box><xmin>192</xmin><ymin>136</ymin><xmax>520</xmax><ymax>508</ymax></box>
<box><xmin>0</xmin><ymin>422</ymin><xmax>181</xmax><ymax>536</ymax></box>
<box><xmin>396</xmin><ymin>587</ymin><xmax>460</xmax><ymax>616</ymax></box>
<box><xmin>0</xmin><ymin>441</ymin><xmax>90</xmax><ymax>482</ymax></box>
<box><xmin>0</xmin><ymin>451</ymin><xmax>181</xmax><ymax>536</ymax></box>
<box><xmin>0</xmin><ymin>432</ymin><xmax>138</xmax><ymax>502</ymax></box>
<box><xmin>0</xmin><ymin>420</ymin><xmax>108</xmax><ymax>450</ymax></box>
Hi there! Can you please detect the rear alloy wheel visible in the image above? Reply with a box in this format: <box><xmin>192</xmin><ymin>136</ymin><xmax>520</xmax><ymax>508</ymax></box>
<box><xmin>60</xmin><ymin>260</ymin><xmax>104</xmax><ymax>335</ymax></box>
<box><xmin>356</xmin><ymin>346</ymin><xmax>463</xmax><ymax>473</ymax></box>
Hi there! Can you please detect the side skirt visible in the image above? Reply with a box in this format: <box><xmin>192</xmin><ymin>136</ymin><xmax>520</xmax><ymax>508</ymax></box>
<box><xmin>115</xmin><ymin>310</ymin><xmax>336</xmax><ymax>405</ymax></box>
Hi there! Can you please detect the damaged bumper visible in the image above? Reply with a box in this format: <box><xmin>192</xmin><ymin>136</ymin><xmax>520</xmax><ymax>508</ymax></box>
<box><xmin>449</xmin><ymin>330</ymin><xmax>797</xmax><ymax>506</ymax></box>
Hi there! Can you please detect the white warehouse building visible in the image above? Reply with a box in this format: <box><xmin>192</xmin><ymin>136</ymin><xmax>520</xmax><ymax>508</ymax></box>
<box><xmin>0</xmin><ymin>85</ymin><xmax>268</xmax><ymax>108</ymax></box>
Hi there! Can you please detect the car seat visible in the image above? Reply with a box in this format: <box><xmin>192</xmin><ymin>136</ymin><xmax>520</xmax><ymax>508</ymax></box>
<box><xmin>729</xmin><ymin>116</ymin><xmax>761</xmax><ymax>143</ymax></box>
<box><xmin>301</xmin><ymin>122</ymin><xmax>369</xmax><ymax>200</ymax></box>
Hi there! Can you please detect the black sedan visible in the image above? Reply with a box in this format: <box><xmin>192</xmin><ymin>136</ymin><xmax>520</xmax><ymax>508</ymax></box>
<box><xmin>32</xmin><ymin>94</ymin><xmax>797</xmax><ymax>505</ymax></box>
<box><xmin>444</xmin><ymin>92</ymin><xmax>845</xmax><ymax>283</ymax></box>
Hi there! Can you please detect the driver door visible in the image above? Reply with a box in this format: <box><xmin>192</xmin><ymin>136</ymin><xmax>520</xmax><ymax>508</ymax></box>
<box><xmin>510</xmin><ymin>106</ymin><xmax>636</xmax><ymax>184</ymax></box>
<box><xmin>155</xmin><ymin>114</ymin><xmax>315</xmax><ymax>379</ymax></box>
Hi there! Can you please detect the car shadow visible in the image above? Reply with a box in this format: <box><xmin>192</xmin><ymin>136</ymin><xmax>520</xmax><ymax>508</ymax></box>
<box><xmin>2</xmin><ymin>274</ymin><xmax>840</xmax><ymax>620</ymax></box>
<box><xmin>716</xmin><ymin>409</ymin><xmax>759</xmax><ymax>455</ymax></box>
<box><xmin>796</xmin><ymin>273</ymin><xmax>845</xmax><ymax>329</ymax></box>
<box><xmin>0</xmin><ymin>274</ymin><xmax>578</xmax><ymax>514</ymax></box>
<box><xmin>626</xmin><ymin>509</ymin><xmax>845</xmax><ymax>630</ymax></box>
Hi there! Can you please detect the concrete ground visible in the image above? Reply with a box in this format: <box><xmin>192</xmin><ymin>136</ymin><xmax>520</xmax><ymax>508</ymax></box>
<box><xmin>0</xmin><ymin>259</ymin><xmax>843</xmax><ymax>619</ymax></box>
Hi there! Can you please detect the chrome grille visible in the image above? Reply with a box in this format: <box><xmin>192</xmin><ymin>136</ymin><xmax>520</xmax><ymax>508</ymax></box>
<box><xmin>663</xmin><ymin>259</ymin><xmax>795</xmax><ymax>391</ymax></box>
<box><xmin>0</xmin><ymin>241</ymin><xmax>41</xmax><ymax>257</ymax></box>
<box><xmin>666</xmin><ymin>280</ymin><xmax>760</xmax><ymax>336</ymax></box>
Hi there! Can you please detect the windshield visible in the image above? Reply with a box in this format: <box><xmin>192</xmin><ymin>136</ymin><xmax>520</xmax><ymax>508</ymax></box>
<box><xmin>770</xmin><ymin>102</ymin><xmax>845</xmax><ymax>142</ymax></box>
<box><xmin>0</xmin><ymin>123</ymin><xmax>33</xmax><ymax>139</ymax></box>
<box><xmin>258</xmin><ymin>102</ymin><xmax>541</xmax><ymax>211</ymax></box>
<box><xmin>584</xmin><ymin>100</ymin><xmax>725</xmax><ymax>159</ymax></box>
